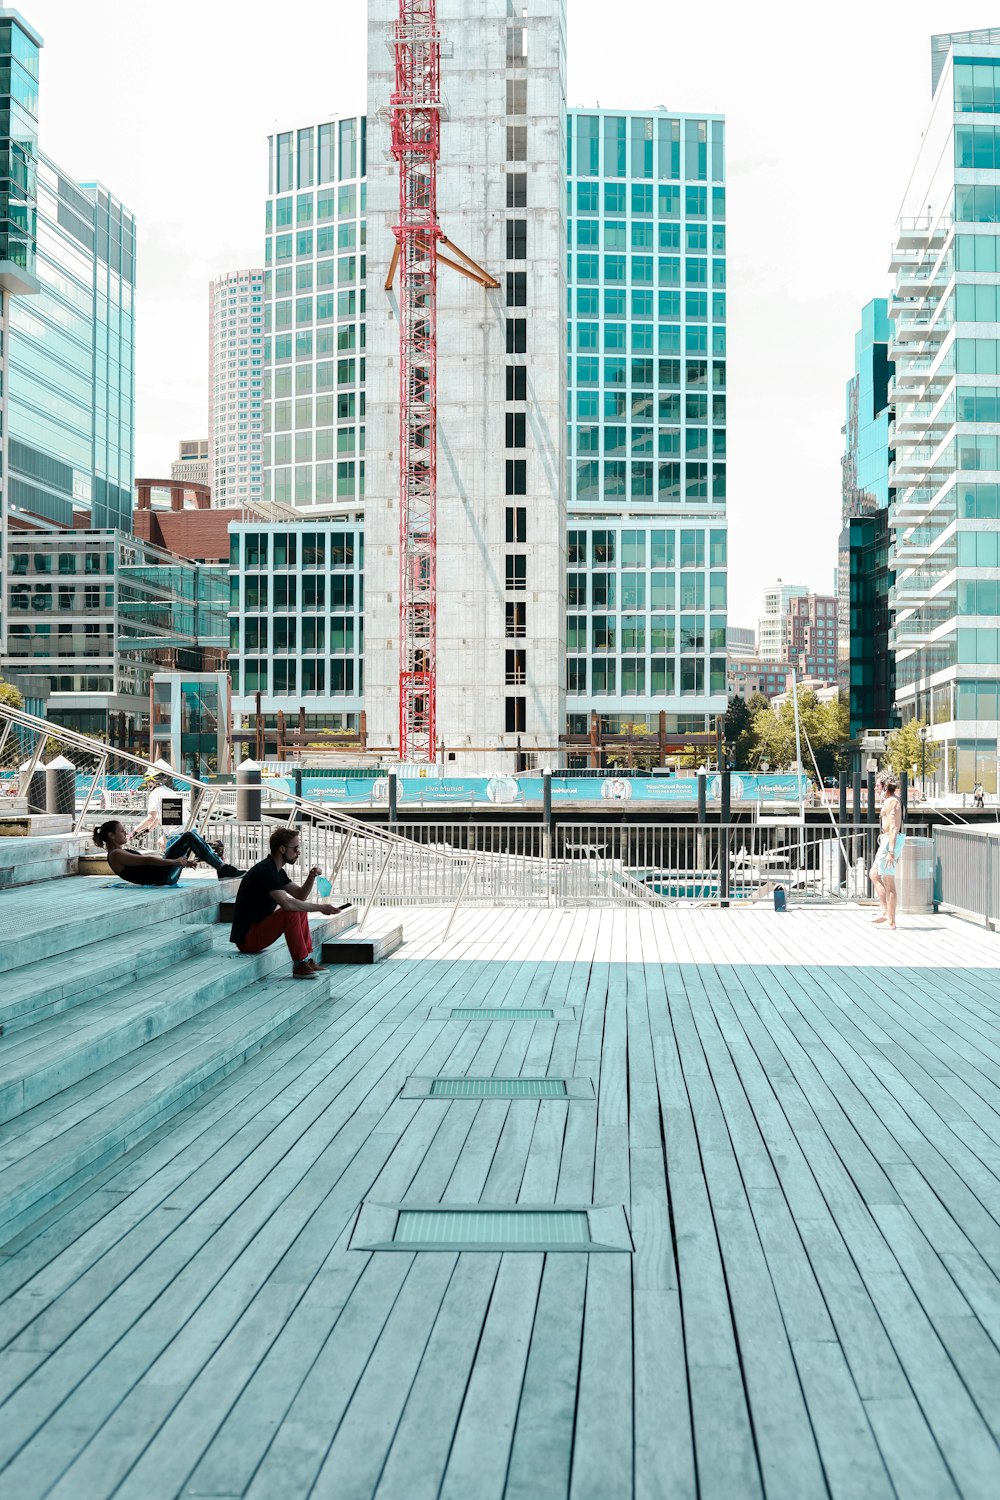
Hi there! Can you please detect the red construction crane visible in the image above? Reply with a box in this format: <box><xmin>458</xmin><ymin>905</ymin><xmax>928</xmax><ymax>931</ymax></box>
<box><xmin>387</xmin><ymin>0</ymin><xmax>497</xmax><ymax>763</ymax></box>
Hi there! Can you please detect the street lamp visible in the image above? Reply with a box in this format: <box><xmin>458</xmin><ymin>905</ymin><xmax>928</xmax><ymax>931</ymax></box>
<box><xmin>919</xmin><ymin>724</ymin><xmax>929</xmax><ymax>798</ymax></box>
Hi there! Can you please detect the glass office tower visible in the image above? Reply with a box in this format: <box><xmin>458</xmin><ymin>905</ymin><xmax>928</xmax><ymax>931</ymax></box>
<box><xmin>839</xmin><ymin>298</ymin><xmax>894</xmax><ymax>735</ymax></box>
<box><xmin>0</xmin><ymin>9</ymin><xmax>41</xmax><ymax>655</ymax></box>
<box><xmin>262</xmin><ymin>115</ymin><xmax>366</xmax><ymax>513</ymax></box>
<box><xmin>889</xmin><ymin>29</ymin><xmax>1000</xmax><ymax>791</ymax></box>
<box><xmin>565</xmin><ymin>108</ymin><xmax>728</xmax><ymax>747</ymax></box>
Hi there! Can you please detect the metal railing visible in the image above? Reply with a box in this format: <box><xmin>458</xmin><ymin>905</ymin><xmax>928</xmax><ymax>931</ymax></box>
<box><xmin>934</xmin><ymin>826</ymin><xmax>1000</xmax><ymax>927</ymax></box>
<box><xmin>0</xmin><ymin>702</ymin><xmax>898</xmax><ymax>916</ymax></box>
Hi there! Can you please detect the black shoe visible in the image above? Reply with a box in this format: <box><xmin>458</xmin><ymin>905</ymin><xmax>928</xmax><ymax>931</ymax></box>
<box><xmin>217</xmin><ymin>864</ymin><xmax>243</xmax><ymax>879</ymax></box>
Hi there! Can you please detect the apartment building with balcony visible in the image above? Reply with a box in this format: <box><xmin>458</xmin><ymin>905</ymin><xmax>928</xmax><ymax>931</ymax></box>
<box><xmin>888</xmin><ymin>28</ymin><xmax>1000</xmax><ymax>791</ymax></box>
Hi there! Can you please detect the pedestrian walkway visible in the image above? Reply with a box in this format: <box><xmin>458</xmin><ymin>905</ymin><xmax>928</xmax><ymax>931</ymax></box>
<box><xmin>1</xmin><ymin>902</ymin><xmax>999</xmax><ymax>1498</ymax></box>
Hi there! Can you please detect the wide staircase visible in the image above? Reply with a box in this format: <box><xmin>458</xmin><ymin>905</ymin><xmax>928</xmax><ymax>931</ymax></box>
<box><xmin>0</xmin><ymin>839</ymin><xmax>400</xmax><ymax>1247</ymax></box>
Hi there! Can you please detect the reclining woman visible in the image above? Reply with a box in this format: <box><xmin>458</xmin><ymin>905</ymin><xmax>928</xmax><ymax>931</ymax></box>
<box><xmin>93</xmin><ymin>820</ymin><xmax>242</xmax><ymax>885</ymax></box>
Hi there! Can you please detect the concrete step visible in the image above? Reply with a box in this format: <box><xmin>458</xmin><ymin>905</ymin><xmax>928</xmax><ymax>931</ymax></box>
<box><xmin>0</xmin><ymin>813</ymin><xmax>75</xmax><ymax>836</ymax></box>
<box><xmin>0</xmin><ymin>934</ymin><xmax>294</xmax><ymax>1124</ymax></box>
<box><xmin>0</xmin><ymin>909</ymin><xmax>349</xmax><ymax>1245</ymax></box>
<box><xmin>0</xmin><ymin>874</ymin><xmax>240</xmax><ymax>976</ymax></box>
<box><xmin>0</xmin><ymin>833</ymin><xmax>84</xmax><ymax>889</ymax></box>
<box><xmin>321</xmin><ymin>923</ymin><xmax>404</xmax><ymax>965</ymax></box>
<box><xmin>0</xmin><ymin>970</ymin><xmax>328</xmax><ymax>1246</ymax></box>
<box><xmin>0</xmin><ymin>921</ymin><xmax>215</xmax><ymax>1035</ymax></box>
<box><xmin>218</xmin><ymin>900</ymin><xmax>359</xmax><ymax>943</ymax></box>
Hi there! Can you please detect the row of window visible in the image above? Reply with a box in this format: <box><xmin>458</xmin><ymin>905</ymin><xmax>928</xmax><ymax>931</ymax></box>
<box><xmin>572</xmin><ymin>357</ymin><xmax>727</xmax><ymax>390</ymax></box>
<box><xmin>576</xmin><ymin>391</ymin><xmax>726</xmax><ymax>421</ymax></box>
<box><xmin>9</xmin><ymin>550</ymin><xmax>109</xmax><ymax>574</ymax></box>
<box><xmin>234</xmin><ymin>659</ymin><xmax>359</xmax><ymax>694</ymax></box>
<box><xmin>568</xmin><ymin>114</ymin><xmax>724</xmax><ymax>183</ymax></box>
<box><xmin>266</xmin><ymin>183</ymin><xmax>363</xmax><ymax>231</ymax></box>
<box><xmin>574</xmin><ymin>325</ymin><xmax>727</xmax><ymax>355</ymax></box>
<box><xmin>567</xmin><ymin>573</ymin><xmax>727</xmax><ymax>609</ymax></box>
<box><xmin>233</xmin><ymin>531</ymin><xmax>358</xmax><ymax>567</ymax></box>
<box><xmin>573</xmin><ymin>288</ymin><xmax>726</xmax><ymax>318</ymax></box>
<box><xmin>568</xmin><ymin>529</ymin><xmax>726</xmax><ymax>566</ymax></box>
<box><xmin>567</xmin><ymin>659</ymin><xmax>726</xmax><ymax>695</ymax></box>
<box><xmin>571</xmin><ymin>220</ymin><xmax>725</xmax><ymax>253</ymax></box>
<box><xmin>575</xmin><ymin>460</ymin><xmax>726</xmax><ymax>501</ymax></box>
<box><xmin>576</xmin><ymin>430</ymin><xmax>726</xmax><ymax>459</ymax></box>
<box><xmin>271</xmin><ymin>119</ymin><xmax>363</xmax><ymax>195</ymax></box>
<box><xmin>567</xmin><ymin>615</ymin><xmax>727</xmax><ymax>651</ymax></box>
<box><xmin>236</xmin><ymin>619</ymin><xmax>358</xmax><ymax>650</ymax></box>
<box><xmin>267</xmin><ymin>234</ymin><xmax>366</xmax><ymax>272</ymax></box>
<box><xmin>235</xmin><ymin>576</ymin><xmax>357</xmax><ymax>608</ymax></box>
<box><xmin>570</xmin><ymin>253</ymin><xmax>725</xmax><ymax>284</ymax></box>
<box><xmin>569</xmin><ymin>182</ymin><xmax>725</xmax><ymax>219</ymax></box>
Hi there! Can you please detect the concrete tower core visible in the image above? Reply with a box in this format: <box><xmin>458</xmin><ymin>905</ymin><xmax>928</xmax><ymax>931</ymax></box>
<box><xmin>365</xmin><ymin>0</ymin><xmax>567</xmax><ymax>771</ymax></box>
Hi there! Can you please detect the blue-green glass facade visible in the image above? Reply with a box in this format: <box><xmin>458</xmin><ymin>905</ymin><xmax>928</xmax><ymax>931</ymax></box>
<box><xmin>6</xmin><ymin>155</ymin><xmax>135</xmax><ymax>532</ymax></box>
<box><xmin>839</xmin><ymin>298</ymin><xmax>895</xmax><ymax>735</ymax></box>
<box><xmin>565</xmin><ymin>108</ymin><xmax>728</xmax><ymax>736</ymax></box>
<box><xmin>0</xmin><ymin>12</ymin><xmax>40</xmax><ymax>283</ymax></box>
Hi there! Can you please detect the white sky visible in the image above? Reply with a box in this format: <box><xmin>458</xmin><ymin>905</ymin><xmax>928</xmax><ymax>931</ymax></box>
<box><xmin>22</xmin><ymin>0</ymin><xmax>991</xmax><ymax>622</ymax></box>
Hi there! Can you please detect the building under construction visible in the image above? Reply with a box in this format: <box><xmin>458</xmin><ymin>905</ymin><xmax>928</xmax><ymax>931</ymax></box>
<box><xmin>365</xmin><ymin>0</ymin><xmax>567</xmax><ymax>771</ymax></box>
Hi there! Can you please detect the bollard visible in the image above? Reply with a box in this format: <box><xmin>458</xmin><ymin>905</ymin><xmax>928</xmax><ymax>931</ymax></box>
<box><xmin>236</xmin><ymin>758</ymin><xmax>262</xmax><ymax>823</ymax></box>
<box><xmin>388</xmin><ymin>770</ymin><xmax>398</xmax><ymax>828</ymax></box>
<box><xmin>292</xmin><ymin>767</ymin><xmax>303</xmax><ymax>822</ymax></box>
<box><xmin>720</xmin><ymin>769</ymin><xmax>731</xmax><ymax>907</ymax></box>
<box><xmin>838</xmin><ymin>771</ymin><xmax>848</xmax><ymax>889</ymax></box>
<box><xmin>866</xmin><ymin>768</ymin><xmax>878</xmax><ymax>876</ymax></box>
<box><xmin>45</xmin><ymin>755</ymin><xmax>76</xmax><ymax>817</ymax></box>
<box><xmin>696</xmin><ymin>768</ymin><xmax>707</xmax><ymax>882</ymax></box>
<box><xmin>900</xmin><ymin>770</ymin><xmax>908</xmax><ymax>820</ymax></box>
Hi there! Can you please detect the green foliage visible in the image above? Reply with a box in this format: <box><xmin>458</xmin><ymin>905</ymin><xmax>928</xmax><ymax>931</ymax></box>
<box><xmin>884</xmin><ymin>719</ymin><xmax>941</xmax><ymax>780</ymax></box>
<box><xmin>728</xmin><ymin>688</ymin><xmax>850</xmax><ymax>781</ymax></box>
<box><xmin>0</xmin><ymin>677</ymin><xmax>24</xmax><ymax>710</ymax></box>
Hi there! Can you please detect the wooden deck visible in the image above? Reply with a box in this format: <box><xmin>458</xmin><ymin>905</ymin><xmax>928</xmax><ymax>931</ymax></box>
<box><xmin>2</xmin><ymin>903</ymin><xmax>1000</xmax><ymax>1498</ymax></box>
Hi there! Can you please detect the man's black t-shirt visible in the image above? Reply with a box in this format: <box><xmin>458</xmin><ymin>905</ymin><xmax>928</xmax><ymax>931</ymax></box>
<box><xmin>230</xmin><ymin>857</ymin><xmax>291</xmax><ymax>946</ymax></box>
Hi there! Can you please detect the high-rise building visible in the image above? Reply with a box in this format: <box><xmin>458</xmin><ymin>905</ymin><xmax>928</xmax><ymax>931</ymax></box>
<box><xmin>839</xmin><ymin>299</ymin><xmax>895</xmax><ymax>735</ymax></box>
<box><xmin>565</xmin><ymin>107</ymin><xmax>728</xmax><ymax>744</ymax></box>
<box><xmin>365</xmin><ymin>0</ymin><xmax>565</xmax><ymax>769</ymax></box>
<box><xmin>0</xmin><ymin>11</ymin><xmax>137</xmax><ymax>693</ymax></box>
<box><xmin>888</xmin><ymin>28</ymin><xmax>1000</xmax><ymax>791</ymax></box>
<box><xmin>726</xmin><ymin>625</ymin><xmax>756</xmax><ymax>657</ymax></box>
<box><xmin>209</xmin><ymin>269</ymin><xmax>263</xmax><ymax>506</ymax></box>
<box><xmin>758</xmin><ymin>580</ymin><xmax>807</xmax><ymax>661</ymax></box>
<box><xmin>784</xmin><ymin>592</ymin><xmax>838</xmax><ymax>683</ymax></box>
<box><xmin>171</xmin><ymin>439</ymin><xmax>210</xmax><ymax>486</ymax></box>
<box><xmin>262</xmin><ymin>117</ymin><xmax>366</xmax><ymax>514</ymax></box>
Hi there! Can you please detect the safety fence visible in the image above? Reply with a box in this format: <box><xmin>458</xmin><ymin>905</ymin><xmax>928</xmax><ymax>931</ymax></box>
<box><xmin>933</xmin><ymin>826</ymin><xmax>1000</xmax><ymax>927</ymax></box>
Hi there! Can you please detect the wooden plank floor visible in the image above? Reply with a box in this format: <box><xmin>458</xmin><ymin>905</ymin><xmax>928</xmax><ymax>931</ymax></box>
<box><xmin>2</xmin><ymin>903</ymin><xmax>1000</xmax><ymax>1498</ymax></box>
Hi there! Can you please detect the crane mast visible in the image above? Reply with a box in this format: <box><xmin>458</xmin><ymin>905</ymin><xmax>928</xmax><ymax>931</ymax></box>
<box><xmin>389</xmin><ymin>0</ymin><xmax>441</xmax><ymax>763</ymax></box>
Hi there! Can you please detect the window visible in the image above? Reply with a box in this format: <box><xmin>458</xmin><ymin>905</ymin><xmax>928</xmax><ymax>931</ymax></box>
<box><xmin>505</xmin><ymin>696</ymin><xmax>526</xmax><ymax>733</ymax></box>
<box><xmin>567</xmin><ymin>660</ymin><xmax>587</xmax><ymax>693</ymax></box>
<box><xmin>506</xmin><ymin>365</ymin><xmax>527</xmax><ymax>400</ymax></box>
<box><xmin>506</xmin><ymin>413</ymin><xmax>526</xmax><ymax>447</ymax></box>
<box><xmin>506</xmin><ymin>79</ymin><xmax>527</xmax><ymax>114</ymax></box>
<box><xmin>506</xmin><ymin>220</ymin><xmax>527</xmax><ymax>259</ymax></box>
<box><xmin>506</xmin><ymin>318</ymin><xmax>526</xmax><ymax>353</ymax></box>
<box><xmin>506</xmin><ymin>555</ymin><xmax>527</xmax><ymax>590</ymax></box>
<box><xmin>506</xmin><ymin>126</ymin><xmax>527</xmax><ymax>161</ymax></box>
<box><xmin>506</xmin><ymin>601</ymin><xmax>526</xmax><ymax>638</ymax></box>
<box><xmin>506</xmin><ymin>173</ymin><xmax>527</xmax><ymax>207</ymax></box>
<box><xmin>506</xmin><ymin>649</ymin><xmax>527</xmax><ymax>685</ymax></box>
<box><xmin>506</xmin><ymin>506</ymin><xmax>527</xmax><ymax>543</ymax></box>
<box><xmin>505</xmin><ymin>458</ymin><xmax>527</xmax><ymax>494</ymax></box>
<box><xmin>506</xmin><ymin>271</ymin><xmax>527</xmax><ymax>306</ymax></box>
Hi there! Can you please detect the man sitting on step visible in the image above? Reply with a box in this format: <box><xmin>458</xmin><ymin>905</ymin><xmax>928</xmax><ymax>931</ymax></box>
<box><xmin>93</xmin><ymin>820</ymin><xmax>242</xmax><ymax>884</ymax></box>
<box><xmin>230</xmin><ymin>826</ymin><xmax>348</xmax><ymax>981</ymax></box>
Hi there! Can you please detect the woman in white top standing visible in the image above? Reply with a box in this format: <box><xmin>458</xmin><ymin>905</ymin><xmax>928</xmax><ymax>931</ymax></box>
<box><xmin>870</xmin><ymin>776</ymin><xmax>905</xmax><ymax>931</ymax></box>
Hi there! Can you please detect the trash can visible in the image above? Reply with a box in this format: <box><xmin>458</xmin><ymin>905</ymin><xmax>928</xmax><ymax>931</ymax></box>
<box><xmin>45</xmin><ymin>755</ymin><xmax>77</xmax><ymax>817</ymax></box>
<box><xmin>897</xmin><ymin>835</ymin><xmax>934</xmax><ymax>914</ymax></box>
<box><xmin>236</xmin><ymin>759</ymin><xmax>262</xmax><ymax>822</ymax></box>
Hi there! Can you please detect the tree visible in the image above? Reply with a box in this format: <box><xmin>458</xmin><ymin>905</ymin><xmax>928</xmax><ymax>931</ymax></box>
<box><xmin>731</xmin><ymin>687</ymin><xmax>851</xmax><ymax>781</ymax></box>
<box><xmin>884</xmin><ymin>719</ymin><xmax>941</xmax><ymax>782</ymax></box>
<box><xmin>0</xmin><ymin>677</ymin><xmax>23</xmax><ymax>711</ymax></box>
<box><xmin>724</xmin><ymin>694</ymin><xmax>751</xmax><ymax>745</ymax></box>
<box><xmin>726</xmin><ymin>692</ymin><xmax>770</xmax><ymax>769</ymax></box>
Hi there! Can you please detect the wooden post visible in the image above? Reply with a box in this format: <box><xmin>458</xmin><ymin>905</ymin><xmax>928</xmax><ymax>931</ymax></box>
<box><xmin>360</xmin><ymin>709</ymin><xmax>367</xmax><ymax>751</ymax></box>
<box><xmin>276</xmin><ymin>709</ymin><xmax>286</xmax><ymax>762</ymax></box>
<box><xmin>589</xmin><ymin>710</ymin><xmax>600</xmax><ymax>770</ymax></box>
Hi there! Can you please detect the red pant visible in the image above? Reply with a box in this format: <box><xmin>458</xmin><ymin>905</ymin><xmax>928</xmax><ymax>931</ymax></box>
<box><xmin>239</xmin><ymin>907</ymin><xmax>311</xmax><ymax>963</ymax></box>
